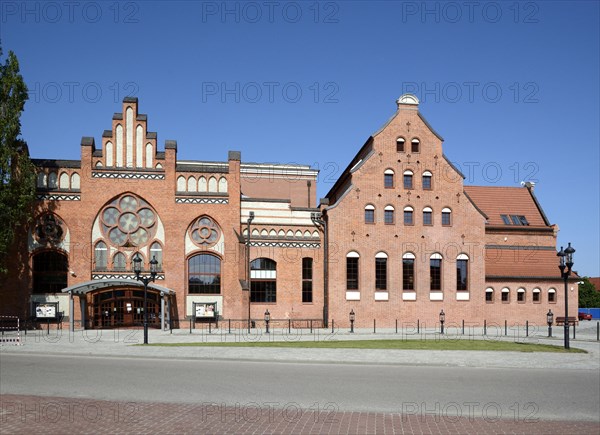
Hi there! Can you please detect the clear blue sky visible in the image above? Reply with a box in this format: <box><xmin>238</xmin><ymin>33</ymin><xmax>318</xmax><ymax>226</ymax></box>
<box><xmin>2</xmin><ymin>1</ymin><xmax>599</xmax><ymax>276</ymax></box>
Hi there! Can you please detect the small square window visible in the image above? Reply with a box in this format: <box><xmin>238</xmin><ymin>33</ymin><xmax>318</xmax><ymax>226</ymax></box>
<box><xmin>411</xmin><ymin>140</ymin><xmax>420</xmax><ymax>153</ymax></box>
<box><xmin>396</xmin><ymin>139</ymin><xmax>405</xmax><ymax>152</ymax></box>
<box><xmin>510</xmin><ymin>215</ymin><xmax>521</xmax><ymax>225</ymax></box>
<box><xmin>519</xmin><ymin>215</ymin><xmax>529</xmax><ymax>225</ymax></box>
<box><xmin>548</xmin><ymin>292</ymin><xmax>556</xmax><ymax>303</ymax></box>
<box><xmin>501</xmin><ymin>214</ymin><xmax>511</xmax><ymax>225</ymax></box>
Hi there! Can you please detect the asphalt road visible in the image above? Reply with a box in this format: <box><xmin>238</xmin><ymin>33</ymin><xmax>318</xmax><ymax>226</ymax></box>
<box><xmin>1</xmin><ymin>353</ymin><xmax>598</xmax><ymax>422</ymax></box>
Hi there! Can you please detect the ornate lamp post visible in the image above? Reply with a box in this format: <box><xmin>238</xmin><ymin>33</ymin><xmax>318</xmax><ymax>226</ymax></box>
<box><xmin>547</xmin><ymin>309</ymin><xmax>554</xmax><ymax>338</ymax></box>
<box><xmin>349</xmin><ymin>309</ymin><xmax>355</xmax><ymax>333</ymax></box>
<box><xmin>439</xmin><ymin>310</ymin><xmax>445</xmax><ymax>334</ymax></box>
<box><xmin>133</xmin><ymin>253</ymin><xmax>158</xmax><ymax>345</ymax></box>
<box><xmin>264</xmin><ymin>309</ymin><xmax>270</xmax><ymax>334</ymax></box>
<box><xmin>557</xmin><ymin>243</ymin><xmax>575</xmax><ymax>350</ymax></box>
<box><xmin>246</xmin><ymin>211</ymin><xmax>255</xmax><ymax>333</ymax></box>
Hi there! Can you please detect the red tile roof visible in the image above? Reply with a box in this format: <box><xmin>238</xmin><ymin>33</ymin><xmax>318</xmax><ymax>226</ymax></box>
<box><xmin>485</xmin><ymin>248</ymin><xmax>560</xmax><ymax>278</ymax></box>
<box><xmin>464</xmin><ymin>186</ymin><xmax>548</xmax><ymax>227</ymax></box>
<box><xmin>587</xmin><ymin>277</ymin><xmax>600</xmax><ymax>291</ymax></box>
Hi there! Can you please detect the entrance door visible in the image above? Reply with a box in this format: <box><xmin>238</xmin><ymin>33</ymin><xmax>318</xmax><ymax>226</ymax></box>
<box><xmin>91</xmin><ymin>288</ymin><xmax>160</xmax><ymax>328</ymax></box>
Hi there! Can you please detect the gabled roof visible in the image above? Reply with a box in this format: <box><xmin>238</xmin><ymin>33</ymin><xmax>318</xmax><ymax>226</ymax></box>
<box><xmin>463</xmin><ymin>186</ymin><xmax>550</xmax><ymax>227</ymax></box>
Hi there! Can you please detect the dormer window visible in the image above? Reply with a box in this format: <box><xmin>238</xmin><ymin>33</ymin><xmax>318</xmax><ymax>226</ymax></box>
<box><xmin>501</xmin><ymin>214</ymin><xmax>529</xmax><ymax>225</ymax></box>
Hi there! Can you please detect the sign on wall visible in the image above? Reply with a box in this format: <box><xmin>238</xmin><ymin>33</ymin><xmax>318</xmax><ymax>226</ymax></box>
<box><xmin>194</xmin><ymin>302</ymin><xmax>217</xmax><ymax>318</ymax></box>
<box><xmin>35</xmin><ymin>302</ymin><xmax>59</xmax><ymax>319</ymax></box>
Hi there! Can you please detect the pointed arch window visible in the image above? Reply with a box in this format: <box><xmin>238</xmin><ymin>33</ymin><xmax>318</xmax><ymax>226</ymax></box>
<box><xmin>113</xmin><ymin>252</ymin><xmax>126</xmax><ymax>271</ymax></box>
<box><xmin>94</xmin><ymin>241</ymin><xmax>108</xmax><ymax>270</ymax></box>
<box><xmin>189</xmin><ymin>254</ymin><xmax>221</xmax><ymax>294</ymax></box>
<box><xmin>150</xmin><ymin>242</ymin><xmax>163</xmax><ymax>271</ymax></box>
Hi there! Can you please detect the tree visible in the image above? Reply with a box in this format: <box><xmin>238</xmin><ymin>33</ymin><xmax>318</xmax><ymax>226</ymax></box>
<box><xmin>578</xmin><ymin>277</ymin><xmax>600</xmax><ymax>308</ymax></box>
<box><xmin>0</xmin><ymin>44</ymin><xmax>36</xmax><ymax>275</ymax></box>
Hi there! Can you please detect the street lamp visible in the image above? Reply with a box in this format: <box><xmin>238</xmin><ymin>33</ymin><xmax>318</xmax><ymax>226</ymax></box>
<box><xmin>547</xmin><ymin>309</ymin><xmax>554</xmax><ymax>337</ymax></box>
<box><xmin>557</xmin><ymin>242</ymin><xmax>575</xmax><ymax>350</ymax></box>
<box><xmin>264</xmin><ymin>309</ymin><xmax>270</xmax><ymax>334</ymax></box>
<box><xmin>133</xmin><ymin>253</ymin><xmax>158</xmax><ymax>345</ymax></box>
<box><xmin>439</xmin><ymin>310</ymin><xmax>445</xmax><ymax>334</ymax></box>
<box><xmin>349</xmin><ymin>309</ymin><xmax>355</xmax><ymax>333</ymax></box>
<box><xmin>246</xmin><ymin>211</ymin><xmax>255</xmax><ymax>333</ymax></box>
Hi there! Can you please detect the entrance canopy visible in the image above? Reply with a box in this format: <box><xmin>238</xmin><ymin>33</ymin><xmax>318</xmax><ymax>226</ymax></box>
<box><xmin>61</xmin><ymin>279</ymin><xmax>175</xmax><ymax>296</ymax></box>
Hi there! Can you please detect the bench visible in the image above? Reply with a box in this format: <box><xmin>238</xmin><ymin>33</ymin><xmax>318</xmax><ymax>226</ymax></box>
<box><xmin>555</xmin><ymin>316</ymin><xmax>578</xmax><ymax>326</ymax></box>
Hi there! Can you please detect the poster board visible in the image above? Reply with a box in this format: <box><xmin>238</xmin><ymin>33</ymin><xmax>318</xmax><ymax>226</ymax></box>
<box><xmin>34</xmin><ymin>302</ymin><xmax>59</xmax><ymax>319</ymax></box>
<box><xmin>194</xmin><ymin>302</ymin><xmax>217</xmax><ymax>318</ymax></box>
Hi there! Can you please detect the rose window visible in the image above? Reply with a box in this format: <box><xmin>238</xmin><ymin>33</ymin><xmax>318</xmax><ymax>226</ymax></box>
<box><xmin>101</xmin><ymin>195</ymin><xmax>156</xmax><ymax>247</ymax></box>
<box><xmin>34</xmin><ymin>214</ymin><xmax>64</xmax><ymax>245</ymax></box>
<box><xmin>189</xmin><ymin>216</ymin><xmax>220</xmax><ymax>247</ymax></box>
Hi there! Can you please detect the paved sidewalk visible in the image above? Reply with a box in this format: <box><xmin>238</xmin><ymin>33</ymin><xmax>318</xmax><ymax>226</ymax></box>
<box><xmin>1</xmin><ymin>394</ymin><xmax>599</xmax><ymax>434</ymax></box>
<box><xmin>2</xmin><ymin>323</ymin><xmax>599</xmax><ymax>371</ymax></box>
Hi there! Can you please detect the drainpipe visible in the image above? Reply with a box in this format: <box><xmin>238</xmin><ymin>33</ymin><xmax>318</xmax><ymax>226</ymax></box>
<box><xmin>311</xmin><ymin>201</ymin><xmax>329</xmax><ymax>328</ymax></box>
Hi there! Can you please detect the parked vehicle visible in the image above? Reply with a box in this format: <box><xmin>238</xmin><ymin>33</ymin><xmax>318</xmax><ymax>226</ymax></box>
<box><xmin>578</xmin><ymin>312</ymin><xmax>593</xmax><ymax>321</ymax></box>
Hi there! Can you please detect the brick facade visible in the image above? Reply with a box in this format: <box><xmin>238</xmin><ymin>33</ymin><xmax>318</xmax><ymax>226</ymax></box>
<box><xmin>0</xmin><ymin>95</ymin><xmax>577</xmax><ymax>329</ymax></box>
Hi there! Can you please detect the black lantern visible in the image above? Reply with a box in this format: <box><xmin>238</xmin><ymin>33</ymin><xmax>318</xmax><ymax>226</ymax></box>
<box><xmin>133</xmin><ymin>253</ymin><xmax>158</xmax><ymax>344</ymax></box>
<box><xmin>349</xmin><ymin>309</ymin><xmax>355</xmax><ymax>333</ymax></box>
<box><xmin>264</xmin><ymin>309</ymin><xmax>270</xmax><ymax>334</ymax></box>
<box><xmin>547</xmin><ymin>309</ymin><xmax>554</xmax><ymax>338</ymax></box>
<box><xmin>439</xmin><ymin>310</ymin><xmax>445</xmax><ymax>334</ymax></box>
<box><xmin>557</xmin><ymin>243</ymin><xmax>575</xmax><ymax>349</ymax></box>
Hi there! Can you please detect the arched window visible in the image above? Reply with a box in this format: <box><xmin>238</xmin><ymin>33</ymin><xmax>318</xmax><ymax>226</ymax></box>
<box><xmin>150</xmin><ymin>242</ymin><xmax>163</xmax><ymax>271</ymax></box>
<box><xmin>486</xmin><ymin>287</ymin><xmax>494</xmax><ymax>302</ymax></box>
<box><xmin>302</xmin><ymin>258</ymin><xmax>313</xmax><ymax>303</ymax></box>
<box><xmin>430</xmin><ymin>253</ymin><xmax>442</xmax><ymax>290</ymax></box>
<box><xmin>218</xmin><ymin>177</ymin><xmax>228</xmax><ymax>193</ymax></box>
<box><xmin>208</xmin><ymin>176</ymin><xmax>217</xmax><ymax>192</ymax></box>
<box><xmin>532</xmin><ymin>288</ymin><xmax>541</xmax><ymax>302</ymax></box>
<box><xmin>346</xmin><ymin>251</ymin><xmax>359</xmax><ymax>290</ymax></box>
<box><xmin>403</xmin><ymin>170</ymin><xmax>413</xmax><ymax>189</ymax></box>
<box><xmin>517</xmin><ymin>288</ymin><xmax>526</xmax><ymax>302</ymax></box>
<box><xmin>198</xmin><ymin>176</ymin><xmax>207</xmax><ymax>192</ymax></box>
<box><xmin>423</xmin><ymin>207</ymin><xmax>433</xmax><ymax>226</ymax></box>
<box><xmin>71</xmin><ymin>173</ymin><xmax>80</xmax><ymax>189</ymax></box>
<box><xmin>32</xmin><ymin>251</ymin><xmax>68</xmax><ymax>294</ymax></box>
<box><xmin>396</xmin><ymin>137</ymin><xmax>405</xmax><ymax>152</ymax></box>
<box><xmin>442</xmin><ymin>207</ymin><xmax>452</xmax><ymax>226</ymax></box>
<box><xmin>365</xmin><ymin>204</ymin><xmax>375</xmax><ymax>224</ymax></box>
<box><xmin>48</xmin><ymin>172</ymin><xmax>58</xmax><ymax>189</ymax></box>
<box><xmin>384</xmin><ymin>205</ymin><xmax>395</xmax><ymax>225</ymax></box>
<box><xmin>188</xmin><ymin>254</ymin><xmax>221</xmax><ymax>294</ymax></box>
<box><xmin>422</xmin><ymin>171</ymin><xmax>433</xmax><ymax>190</ymax></box>
<box><xmin>411</xmin><ymin>138</ymin><xmax>420</xmax><ymax>153</ymax></box>
<box><xmin>59</xmin><ymin>172</ymin><xmax>69</xmax><ymax>189</ymax></box>
<box><xmin>113</xmin><ymin>252</ymin><xmax>126</xmax><ymax>271</ymax></box>
<box><xmin>502</xmin><ymin>287</ymin><xmax>510</xmax><ymax>302</ymax></box>
<box><xmin>250</xmin><ymin>258</ymin><xmax>276</xmax><ymax>302</ymax></box>
<box><xmin>187</xmin><ymin>177</ymin><xmax>197</xmax><ymax>192</ymax></box>
<box><xmin>548</xmin><ymin>288</ymin><xmax>556</xmax><ymax>303</ymax></box>
<box><xmin>456</xmin><ymin>254</ymin><xmax>469</xmax><ymax>291</ymax></box>
<box><xmin>375</xmin><ymin>252</ymin><xmax>387</xmax><ymax>290</ymax></box>
<box><xmin>94</xmin><ymin>241</ymin><xmax>108</xmax><ymax>270</ymax></box>
<box><xmin>403</xmin><ymin>253</ymin><xmax>415</xmax><ymax>291</ymax></box>
<box><xmin>177</xmin><ymin>176</ymin><xmax>186</xmax><ymax>192</ymax></box>
<box><xmin>404</xmin><ymin>206</ymin><xmax>414</xmax><ymax>225</ymax></box>
<box><xmin>105</xmin><ymin>141</ymin><xmax>114</xmax><ymax>166</ymax></box>
<box><xmin>36</xmin><ymin>172</ymin><xmax>47</xmax><ymax>188</ymax></box>
<box><xmin>384</xmin><ymin>169</ymin><xmax>394</xmax><ymax>188</ymax></box>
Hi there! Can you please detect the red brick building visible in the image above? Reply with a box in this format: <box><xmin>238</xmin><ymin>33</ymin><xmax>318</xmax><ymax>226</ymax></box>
<box><xmin>0</xmin><ymin>95</ymin><xmax>577</xmax><ymax>329</ymax></box>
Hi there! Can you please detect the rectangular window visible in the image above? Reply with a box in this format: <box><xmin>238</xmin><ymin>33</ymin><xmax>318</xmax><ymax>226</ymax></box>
<box><xmin>396</xmin><ymin>139</ymin><xmax>405</xmax><ymax>152</ymax></box>
<box><xmin>411</xmin><ymin>141</ymin><xmax>420</xmax><ymax>153</ymax></box>
<box><xmin>517</xmin><ymin>291</ymin><xmax>525</xmax><ymax>302</ymax></box>
<box><xmin>375</xmin><ymin>258</ymin><xmax>387</xmax><ymax>290</ymax></box>
<box><xmin>384</xmin><ymin>174</ymin><xmax>394</xmax><ymax>188</ymax></box>
<box><xmin>430</xmin><ymin>259</ymin><xmax>441</xmax><ymax>290</ymax></box>
<box><xmin>403</xmin><ymin>259</ymin><xmax>414</xmax><ymax>290</ymax></box>
<box><xmin>384</xmin><ymin>210</ymin><xmax>394</xmax><ymax>224</ymax></box>
<box><xmin>510</xmin><ymin>215</ymin><xmax>521</xmax><ymax>225</ymax></box>
<box><xmin>404</xmin><ymin>210</ymin><xmax>413</xmax><ymax>225</ymax></box>
<box><xmin>250</xmin><ymin>281</ymin><xmax>277</xmax><ymax>302</ymax></box>
<box><xmin>519</xmin><ymin>215</ymin><xmax>529</xmax><ymax>225</ymax></box>
<box><xmin>403</xmin><ymin>174</ymin><xmax>413</xmax><ymax>189</ymax></box>
<box><xmin>302</xmin><ymin>258</ymin><xmax>313</xmax><ymax>303</ymax></box>
<box><xmin>533</xmin><ymin>291</ymin><xmax>540</xmax><ymax>302</ymax></box>
<box><xmin>548</xmin><ymin>292</ymin><xmax>555</xmax><ymax>302</ymax></box>
<box><xmin>423</xmin><ymin>175</ymin><xmax>432</xmax><ymax>190</ymax></box>
<box><xmin>485</xmin><ymin>291</ymin><xmax>493</xmax><ymax>302</ymax></box>
<box><xmin>365</xmin><ymin>209</ymin><xmax>374</xmax><ymax>224</ymax></box>
<box><xmin>423</xmin><ymin>211</ymin><xmax>432</xmax><ymax>225</ymax></box>
<box><xmin>346</xmin><ymin>257</ymin><xmax>359</xmax><ymax>290</ymax></box>
<box><xmin>501</xmin><ymin>291</ymin><xmax>509</xmax><ymax>302</ymax></box>
<box><xmin>442</xmin><ymin>212</ymin><xmax>451</xmax><ymax>226</ymax></box>
<box><xmin>456</xmin><ymin>259</ymin><xmax>468</xmax><ymax>290</ymax></box>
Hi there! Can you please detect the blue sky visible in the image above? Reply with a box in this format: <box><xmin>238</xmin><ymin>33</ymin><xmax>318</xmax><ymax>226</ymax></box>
<box><xmin>2</xmin><ymin>1</ymin><xmax>599</xmax><ymax>276</ymax></box>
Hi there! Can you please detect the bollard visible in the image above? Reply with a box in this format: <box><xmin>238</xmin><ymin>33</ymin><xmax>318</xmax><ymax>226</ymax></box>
<box><xmin>526</xmin><ymin>320</ymin><xmax>529</xmax><ymax>337</ymax></box>
<box><xmin>573</xmin><ymin>321</ymin><xmax>576</xmax><ymax>340</ymax></box>
<box><xmin>596</xmin><ymin>321</ymin><xmax>599</xmax><ymax>341</ymax></box>
<box><xmin>310</xmin><ymin>320</ymin><xmax>313</xmax><ymax>334</ymax></box>
<box><xmin>228</xmin><ymin>319</ymin><xmax>231</xmax><ymax>334</ymax></box>
<box><xmin>395</xmin><ymin>319</ymin><xmax>398</xmax><ymax>334</ymax></box>
<box><xmin>417</xmin><ymin>319</ymin><xmax>420</xmax><ymax>334</ymax></box>
<box><xmin>332</xmin><ymin>319</ymin><xmax>335</xmax><ymax>333</ymax></box>
<box><xmin>288</xmin><ymin>319</ymin><xmax>291</xmax><ymax>334</ymax></box>
<box><xmin>462</xmin><ymin>319</ymin><xmax>465</xmax><ymax>335</ymax></box>
<box><xmin>484</xmin><ymin>319</ymin><xmax>487</xmax><ymax>336</ymax></box>
<box><xmin>504</xmin><ymin>320</ymin><xmax>507</xmax><ymax>336</ymax></box>
<box><xmin>373</xmin><ymin>319</ymin><xmax>376</xmax><ymax>334</ymax></box>
<box><xmin>209</xmin><ymin>321</ymin><xmax>212</xmax><ymax>334</ymax></box>
<box><xmin>189</xmin><ymin>318</ymin><xmax>192</xmax><ymax>334</ymax></box>
<box><xmin>47</xmin><ymin>319</ymin><xmax>50</xmax><ymax>335</ymax></box>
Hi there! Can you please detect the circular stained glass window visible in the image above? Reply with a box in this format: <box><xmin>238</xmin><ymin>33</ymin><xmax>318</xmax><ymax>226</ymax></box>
<box><xmin>34</xmin><ymin>214</ymin><xmax>65</xmax><ymax>245</ymax></box>
<box><xmin>100</xmin><ymin>195</ymin><xmax>157</xmax><ymax>247</ymax></box>
<box><xmin>189</xmin><ymin>216</ymin><xmax>221</xmax><ymax>247</ymax></box>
